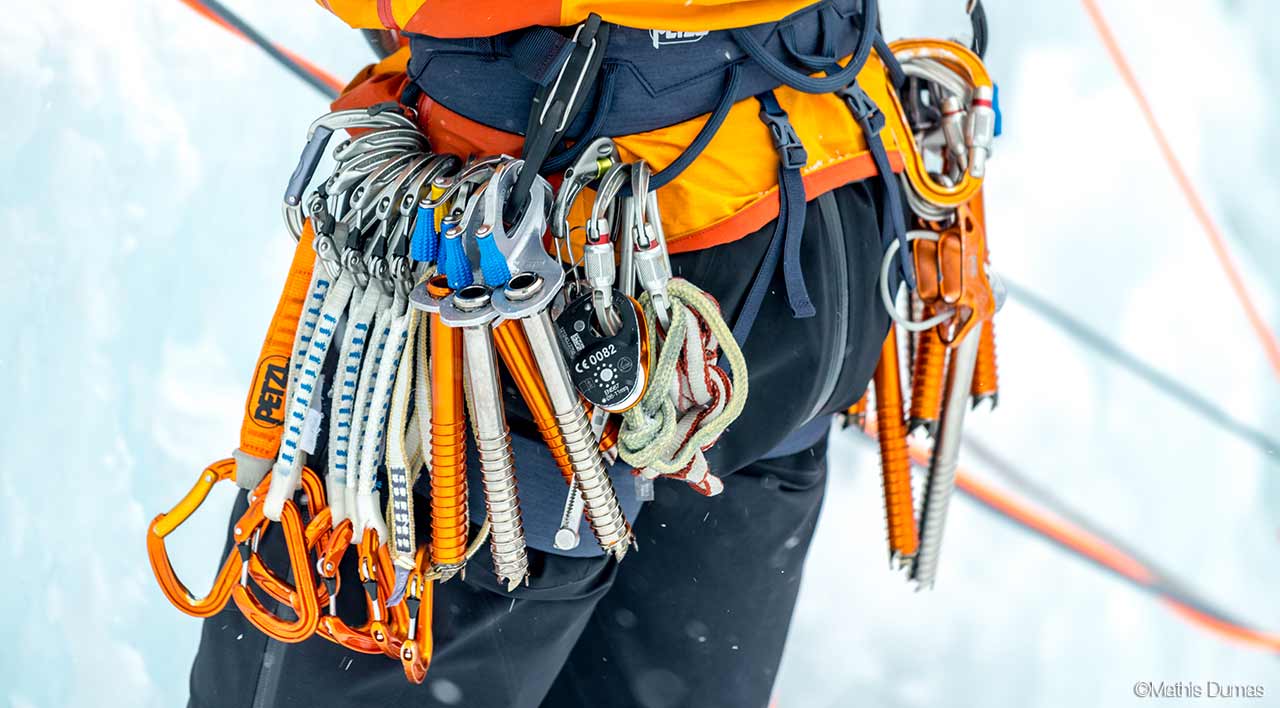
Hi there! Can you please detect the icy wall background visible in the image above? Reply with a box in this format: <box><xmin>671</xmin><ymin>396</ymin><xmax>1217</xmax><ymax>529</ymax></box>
<box><xmin>0</xmin><ymin>1</ymin><xmax>1276</xmax><ymax>706</ymax></box>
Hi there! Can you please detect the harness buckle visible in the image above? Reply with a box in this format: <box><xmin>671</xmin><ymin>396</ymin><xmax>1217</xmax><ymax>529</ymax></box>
<box><xmin>838</xmin><ymin>82</ymin><xmax>886</xmax><ymax>135</ymax></box>
<box><xmin>758</xmin><ymin>104</ymin><xmax>809</xmax><ymax>171</ymax></box>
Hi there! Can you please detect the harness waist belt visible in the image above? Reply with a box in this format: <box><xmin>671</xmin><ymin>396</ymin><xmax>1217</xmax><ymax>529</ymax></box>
<box><xmin>406</xmin><ymin>0</ymin><xmax>868</xmax><ymax>138</ymax></box>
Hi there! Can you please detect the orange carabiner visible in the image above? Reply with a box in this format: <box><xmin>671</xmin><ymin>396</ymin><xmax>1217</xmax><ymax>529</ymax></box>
<box><xmin>241</xmin><ymin>468</ymin><xmax>332</xmax><ymax>610</ymax></box>
<box><xmin>398</xmin><ymin>545</ymin><xmax>435</xmax><ymax>684</ymax></box>
<box><xmin>931</xmin><ymin>201</ymin><xmax>995</xmax><ymax>346</ymax></box>
<box><xmin>357</xmin><ymin>528</ymin><xmax>409</xmax><ymax>658</ymax></box>
<box><xmin>230</xmin><ymin>489</ymin><xmax>321</xmax><ymax>643</ymax></box>
<box><xmin>873</xmin><ymin>328</ymin><xmax>920</xmax><ymax>561</ymax></box>
<box><xmin>428</xmin><ymin>276</ymin><xmax>470</xmax><ymax>574</ymax></box>
<box><xmin>311</xmin><ymin>520</ymin><xmax>385</xmax><ymax>655</ymax></box>
<box><xmin>147</xmin><ymin>459</ymin><xmax>247</xmax><ymax>618</ymax></box>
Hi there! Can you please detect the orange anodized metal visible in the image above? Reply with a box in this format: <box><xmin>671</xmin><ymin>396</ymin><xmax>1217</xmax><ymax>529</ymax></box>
<box><xmin>242</xmin><ymin>468</ymin><xmax>332</xmax><ymax>610</ymax></box>
<box><xmin>493</xmin><ymin>319</ymin><xmax>576</xmax><ymax>485</ymax></box>
<box><xmin>931</xmin><ymin>202</ymin><xmax>995</xmax><ymax>347</ymax></box>
<box><xmin>231</xmin><ymin>496</ymin><xmax>321</xmax><ymax>643</ymax></box>
<box><xmin>844</xmin><ymin>392</ymin><xmax>869</xmax><ymax>429</ymax></box>
<box><xmin>312</xmin><ymin>520</ymin><xmax>384</xmax><ymax>655</ymax></box>
<box><xmin>428</xmin><ymin>275</ymin><xmax>470</xmax><ymax>571</ymax></box>
<box><xmin>398</xmin><ymin>545</ymin><xmax>435</xmax><ymax>684</ymax></box>
<box><xmin>873</xmin><ymin>328</ymin><xmax>920</xmax><ymax>560</ymax></box>
<box><xmin>147</xmin><ymin>458</ymin><xmax>248</xmax><ymax>618</ymax></box>
<box><xmin>908</xmin><ymin>308</ymin><xmax>948</xmax><ymax>436</ymax></box>
<box><xmin>971</xmin><ymin>318</ymin><xmax>999</xmax><ymax>406</ymax></box>
<box><xmin>357</xmin><ymin>528</ymin><xmax>409</xmax><ymax>658</ymax></box>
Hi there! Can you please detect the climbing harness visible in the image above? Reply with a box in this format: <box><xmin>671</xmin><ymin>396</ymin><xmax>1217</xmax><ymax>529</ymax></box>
<box><xmin>147</xmin><ymin>0</ymin><xmax>1006</xmax><ymax>684</ymax></box>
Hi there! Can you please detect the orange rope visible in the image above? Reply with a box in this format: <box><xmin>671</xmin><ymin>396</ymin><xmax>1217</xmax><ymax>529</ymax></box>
<box><xmin>901</xmin><ymin>435</ymin><xmax>1280</xmax><ymax>653</ymax></box>
<box><xmin>1080</xmin><ymin>0</ymin><xmax>1280</xmax><ymax>378</ymax></box>
<box><xmin>177</xmin><ymin>0</ymin><xmax>345</xmax><ymax>94</ymax></box>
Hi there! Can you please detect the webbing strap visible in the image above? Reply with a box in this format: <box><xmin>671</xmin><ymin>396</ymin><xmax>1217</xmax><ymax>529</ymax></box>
<box><xmin>345</xmin><ymin>292</ymin><xmax>396</xmax><ymax>530</ymax></box>
<box><xmin>385</xmin><ymin>303</ymin><xmax>424</xmax><ymax>570</ymax></box>
<box><xmin>325</xmin><ymin>283</ymin><xmax>385</xmax><ymax>526</ymax></box>
<box><xmin>232</xmin><ymin>229</ymin><xmax>317</xmax><ymax>490</ymax></box>
<box><xmin>840</xmin><ymin>80</ymin><xmax>915</xmax><ymax>290</ymax></box>
<box><xmin>355</xmin><ymin>292</ymin><xmax>412</xmax><ymax>544</ymax></box>
<box><xmin>264</xmin><ymin>268</ymin><xmax>356</xmax><ymax>521</ymax></box>
<box><xmin>507</xmin><ymin>27</ymin><xmax>573</xmax><ymax>87</ymax></box>
<box><xmin>542</xmin><ymin>63</ymin><xmax>620</xmax><ymax>175</ymax></box>
<box><xmin>615</xmin><ymin>63</ymin><xmax>742</xmax><ymax>200</ymax></box>
<box><xmin>730</xmin><ymin>0</ymin><xmax>877</xmax><ymax>95</ymax></box>
<box><xmin>730</xmin><ymin>92</ymin><xmax>814</xmax><ymax>349</ymax></box>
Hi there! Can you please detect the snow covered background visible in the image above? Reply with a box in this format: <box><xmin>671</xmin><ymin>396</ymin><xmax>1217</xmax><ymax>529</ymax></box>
<box><xmin>1</xmin><ymin>1</ymin><xmax>1276</xmax><ymax>706</ymax></box>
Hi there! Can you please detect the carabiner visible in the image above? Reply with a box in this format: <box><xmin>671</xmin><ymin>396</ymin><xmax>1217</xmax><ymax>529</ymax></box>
<box><xmin>551</xmin><ymin>137</ymin><xmax>619</xmax><ymax>242</ymax></box>
<box><xmin>230</xmin><ymin>483</ymin><xmax>321</xmax><ymax>643</ymax></box>
<box><xmin>398</xmin><ymin>545</ymin><xmax>435</xmax><ymax>684</ymax></box>
<box><xmin>358</xmin><ymin>528</ymin><xmax>410</xmax><ymax>657</ymax></box>
<box><xmin>147</xmin><ymin>459</ymin><xmax>248</xmax><ymax>618</ymax></box>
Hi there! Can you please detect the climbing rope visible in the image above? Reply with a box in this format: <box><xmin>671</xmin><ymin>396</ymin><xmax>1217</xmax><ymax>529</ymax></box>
<box><xmin>618</xmin><ymin>278</ymin><xmax>747</xmax><ymax>495</ymax></box>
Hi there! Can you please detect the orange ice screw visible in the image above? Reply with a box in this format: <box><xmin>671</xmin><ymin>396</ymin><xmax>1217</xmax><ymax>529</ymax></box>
<box><xmin>843</xmin><ymin>392</ymin><xmax>869</xmax><ymax>430</ymax></box>
<box><xmin>428</xmin><ymin>276</ymin><xmax>469</xmax><ymax>576</ymax></box>
<box><xmin>971</xmin><ymin>318</ymin><xmax>999</xmax><ymax>408</ymax></box>
<box><xmin>909</xmin><ymin>310</ymin><xmax>948</xmax><ymax>437</ymax></box>
<box><xmin>493</xmin><ymin>319</ymin><xmax>576</xmax><ymax>485</ymax></box>
<box><xmin>873</xmin><ymin>328</ymin><xmax>920</xmax><ymax>562</ymax></box>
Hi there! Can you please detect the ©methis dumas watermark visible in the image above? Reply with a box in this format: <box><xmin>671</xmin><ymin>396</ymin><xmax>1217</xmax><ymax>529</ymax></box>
<box><xmin>1132</xmin><ymin>681</ymin><xmax>1266</xmax><ymax>699</ymax></box>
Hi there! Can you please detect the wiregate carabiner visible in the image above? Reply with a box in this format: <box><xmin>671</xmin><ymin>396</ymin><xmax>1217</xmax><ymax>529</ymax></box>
<box><xmin>285</xmin><ymin>108</ymin><xmax>419</xmax><ymax>240</ymax></box>
<box><xmin>241</xmin><ymin>467</ymin><xmax>333</xmax><ymax>610</ymax></box>
<box><xmin>147</xmin><ymin>459</ymin><xmax>249</xmax><ymax>618</ymax></box>
<box><xmin>358</xmin><ymin>528</ymin><xmax>410</xmax><ymax>657</ymax></box>
<box><xmin>332</xmin><ymin>128</ymin><xmax>428</xmax><ymax>163</ymax></box>
<box><xmin>398</xmin><ymin>545</ymin><xmax>435</xmax><ymax>684</ymax></box>
<box><xmin>230</xmin><ymin>474</ymin><xmax>323</xmax><ymax>643</ymax></box>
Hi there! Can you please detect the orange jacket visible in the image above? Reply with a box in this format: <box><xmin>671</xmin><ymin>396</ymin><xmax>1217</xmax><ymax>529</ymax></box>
<box><xmin>335</xmin><ymin>49</ymin><xmax>911</xmax><ymax>254</ymax></box>
<box><xmin>319</xmin><ymin>0</ymin><xmax>818</xmax><ymax>37</ymax></box>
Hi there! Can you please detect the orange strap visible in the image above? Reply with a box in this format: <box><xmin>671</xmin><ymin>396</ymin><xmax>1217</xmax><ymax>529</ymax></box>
<box><xmin>238</xmin><ymin>226</ymin><xmax>318</xmax><ymax>461</ymax></box>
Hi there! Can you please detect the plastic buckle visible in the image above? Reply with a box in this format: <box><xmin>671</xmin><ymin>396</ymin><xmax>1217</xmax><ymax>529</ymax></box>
<box><xmin>759</xmin><ymin>106</ymin><xmax>809</xmax><ymax>171</ymax></box>
<box><xmin>839</xmin><ymin>83</ymin><xmax>886</xmax><ymax>135</ymax></box>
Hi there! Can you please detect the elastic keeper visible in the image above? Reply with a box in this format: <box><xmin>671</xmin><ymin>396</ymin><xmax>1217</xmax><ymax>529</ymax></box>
<box><xmin>409</xmin><ymin>204</ymin><xmax>437</xmax><ymax>263</ymax></box>
<box><xmin>477</xmin><ymin>233</ymin><xmax>513</xmax><ymax>287</ymax></box>
<box><xmin>441</xmin><ymin>234</ymin><xmax>474</xmax><ymax>290</ymax></box>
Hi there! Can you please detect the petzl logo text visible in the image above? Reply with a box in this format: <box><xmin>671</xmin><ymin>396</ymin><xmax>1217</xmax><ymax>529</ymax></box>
<box><xmin>249</xmin><ymin>355</ymin><xmax>289</xmax><ymax>428</ymax></box>
<box><xmin>650</xmin><ymin>30</ymin><xmax>709</xmax><ymax>48</ymax></box>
